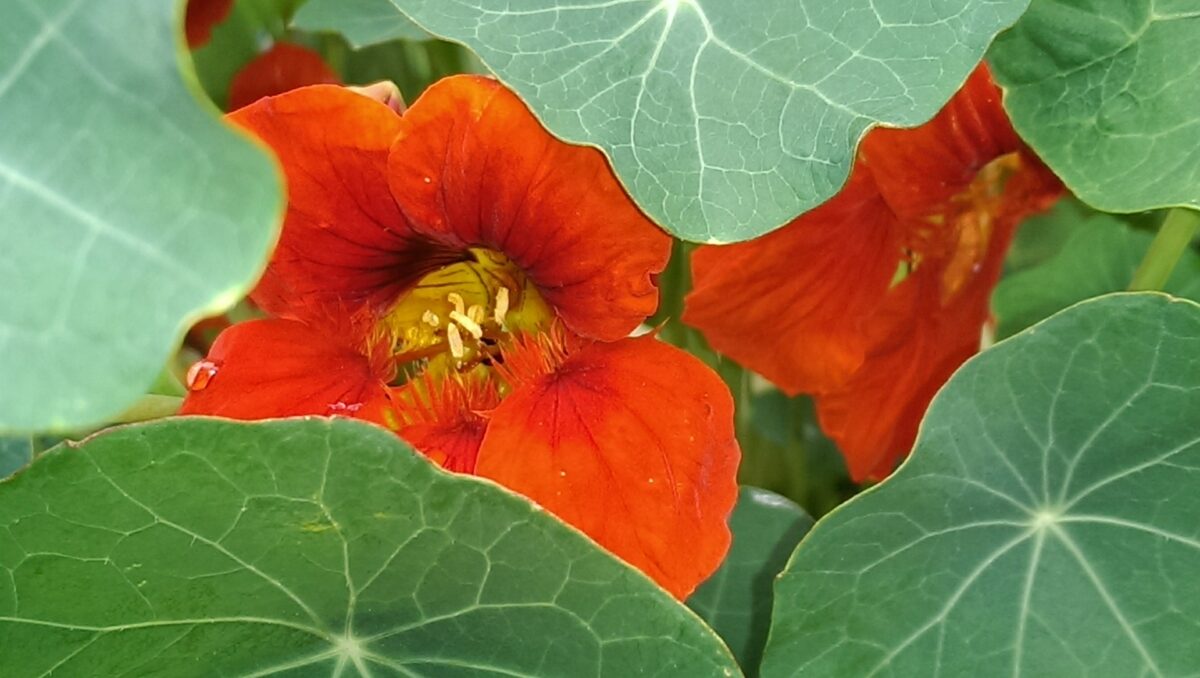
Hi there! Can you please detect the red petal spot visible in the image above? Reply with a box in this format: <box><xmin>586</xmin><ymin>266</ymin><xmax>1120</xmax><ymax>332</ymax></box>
<box><xmin>228</xmin><ymin>43</ymin><xmax>341</xmax><ymax>112</ymax></box>
<box><xmin>684</xmin><ymin>65</ymin><xmax>1062</xmax><ymax>482</ymax></box>
<box><xmin>475</xmin><ymin>335</ymin><xmax>740</xmax><ymax>599</ymax></box>
<box><xmin>184</xmin><ymin>0</ymin><xmax>233</xmax><ymax>49</ymax></box>
<box><xmin>180</xmin><ymin>318</ymin><xmax>394</xmax><ymax>427</ymax></box>
<box><xmin>227</xmin><ymin>87</ymin><xmax>464</xmax><ymax>324</ymax></box>
<box><xmin>388</xmin><ymin>75</ymin><xmax>672</xmax><ymax>341</ymax></box>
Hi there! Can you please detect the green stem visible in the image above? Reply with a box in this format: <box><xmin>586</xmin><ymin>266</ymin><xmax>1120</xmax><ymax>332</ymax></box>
<box><xmin>111</xmin><ymin>395</ymin><xmax>183</xmax><ymax>425</ymax></box>
<box><xmin>655</xmin><ymin>242</ymin><xmax>689</xmax><ymax>344</ymax></box>
<box><xmin>1128</xmin><ymin>208</ymin><xmax>1200</xmax><ymax>291</ymax></box>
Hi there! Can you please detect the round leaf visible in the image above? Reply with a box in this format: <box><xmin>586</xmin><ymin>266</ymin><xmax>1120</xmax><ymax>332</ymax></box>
<box><xmin>293</xmin><ymin>0</ymin><xmax>431</xmax><ymax>48</ymax></box>
<box><xmin>990</xmin><ymin>1</ymin><xmax>1200</xmax><ymax>212</ymax></box>
<box><xmin>0</xmin><ymin>418</ymin><xmax>740</xmax><ymax>677</ymax></box>
<box><xmin>762</xmin><ymin>293</ymin><xmax>1200</xmax><ymax>677</ymax></box>
<box><xmin>384</xmin><ymin>0</ymin><xmax>1031</xmax><ymax>242</ymax></box>
<box><xmin>690</xmin><ymin>487</ymin><xmax>813</xmax><ymax>676</ymax></box>
<box><xmin>0</xmin><ymin>0</ymin><xmax>282</xmax><ymax>432</ymax></box>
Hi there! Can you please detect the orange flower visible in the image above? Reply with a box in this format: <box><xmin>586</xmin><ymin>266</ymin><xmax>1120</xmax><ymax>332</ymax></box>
<box><xmin>184</xmin><ymin>0</ymin><xmax>233</xmax><ymax>49</ymax></box>
<box><xmin>182</xmin><ymin>77</ymin><xmax>739</xmax><ymax>598</ymax></box>
<box><xmin>684</xmin><ymin>66</ymin><xmax>1062</xmax><ymax>482</ymax></box>
<box><xmin>228</xmin><ymin>42</ymin><xmax>341</xmax><ymax>111</ymax></box>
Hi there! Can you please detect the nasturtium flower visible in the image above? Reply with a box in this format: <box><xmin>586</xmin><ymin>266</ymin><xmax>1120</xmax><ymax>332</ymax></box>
<box><xmin>228</xmin><ymin>42</ymin><xmax>341</xmax><ymax>112</ymax></box>
<box><xmin>684</xmin><ymin>66</ymin><xmax>1062</xmax><ymax>483</ymax></box>
<box><xmin>182</xmin><ymin>76</ymin><xmax>740</xmax><ymax>598</ymax></box>
<box><xmin>183</xmin><ymin>0</ymin><xmax>233</xmax><ymax>49</ymax></box>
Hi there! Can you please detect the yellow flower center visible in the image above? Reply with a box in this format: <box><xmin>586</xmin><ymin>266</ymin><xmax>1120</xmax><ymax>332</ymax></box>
<box><xmin>939</xmin><ymin>152</ymin><xmax>1022</xmax><ymax>300</ymax></box>
<box><xmin>381</xmin><ymin>248</ymin><xmax>552</xmax><ymax>376</ymax></box>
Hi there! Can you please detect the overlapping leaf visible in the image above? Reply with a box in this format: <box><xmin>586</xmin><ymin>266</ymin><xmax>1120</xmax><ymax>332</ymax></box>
<box><xmin>994</xmin><ymin>202</ymin><xmax>1200</xmax><ymax>338</ymax></box>
<box><xmin>0</xmin><ymin>0</ymin><xmax>282</xmax><ymax>432</ymax></box>
<box><xmin>762</xmin><ymin>294</ymin><xmax>1200</xmax><ymax>676</ymax></box>
<box><xmin>380</xmin><ymin>0</ymin><xmax>1030</xmax><ymax>242</ymax></box>
<box><xmin>690</xmin><ymin>487</ymin><xmax>812</xmax><ymax>676</ymax></box>
<box><xmin>293</xmin><ymin>0</ymin><xmax>430</xmax><ymax>48</ymax></box>
<box><xmin>0</xmin><ymin>418</ymin><xmax>740</xmax><ymax>677</ymax></box>
<box><xmin>990</xmin><ymin>0</ymin><xmax>1200</xmax><ymax>212</ymax></box>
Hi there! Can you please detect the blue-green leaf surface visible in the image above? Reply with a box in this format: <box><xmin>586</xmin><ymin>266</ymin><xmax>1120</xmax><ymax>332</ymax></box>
<box><xmin>0</xmin><ymin>0</ymin><xmax>282</xmax><ymax>432</ymax></box>
<box><xmin>763</xmin><ymin>294</ymin><xmax>1200</xmax><ymax>677</ymax></box>
<box><xmin>0</xmin><ymin>418</ymin><xmax>741</xmax><ymax>677</ymax></box>
<box><xmin>382</xmin><ymin>0</ymin><xmax>1031</xmax><ymax>241</ymax></box>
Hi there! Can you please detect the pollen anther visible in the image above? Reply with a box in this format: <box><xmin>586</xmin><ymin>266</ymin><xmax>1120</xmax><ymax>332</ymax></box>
<box><xmin>421</xmin><ymin>310</ymin><xmax>440</xmax><ymax>328</ymax></box>
<box><xmin>447</xmin><ymin>292</ymin><xmax>466</xmax><ymax>316</ymax></box>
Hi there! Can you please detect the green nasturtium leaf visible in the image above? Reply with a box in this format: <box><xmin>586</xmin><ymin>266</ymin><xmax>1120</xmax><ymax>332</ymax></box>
<box><xmin>761</xmin><ymin>293</ymin><xmax>1200</xmax><ymax>677</ymax></box>
<box><xmin>383</xmin><ymin>0</ymin><xmax>1031</xmax><ymax>242</ymax></box>
<box><xmin>690</xmin><ymin>487</ymin><xmax>813</xmax><ymax>676</ymax></box>
<box><xmin>995</xmin><ymin>202</ymin><xmax>1200</xmax><ymax>339</ymax></box>
<box><xmin>0</xmin><ymin>418</ymin><xmax>740</xmax><ymax>677</ymax></box>
<box><xmin>989</xmin><ymin>0</ymin><xmax>1200</xmax><ymax>213</ymax></box>
<box><xmin>0</xmin><ymin>0</ymin><xmax>281</xmax><ymax>432</ymax></box>
<box><xmin>294</xmin><ymin>0</ymin><xmax>431</xmax><ymax>48</ymax></box>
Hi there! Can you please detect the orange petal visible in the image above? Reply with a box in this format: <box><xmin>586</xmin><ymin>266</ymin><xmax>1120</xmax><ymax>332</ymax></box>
<box><xmin>228</xmin><ymin>43</ymin><xmax>341</xmax><ymax>111</ymax></box>
<box><xmin>180</xmin><ymin>318</ymin><xmax>395</xmax><ymax>427</ymax></box>
<box><xmin>814</xmin><ymin>275</ymin><xmax>986</xmax><ymax>481</ymax></box>
<box><xmin>387</xmin><ymin>75</ymin><xmax>671</xmax><ymax>341</ymax></box>
<box><xmin>475</xmin><ymin>335</ymin><xmax>740</xmax><ymax>599</ymax></box>
<box><xmin>860</xmin><ymin>65</ymin><xmax>1026</xmax><ymax>221</ymax></box>
<box><xmin>684</xmin><ymin>169</ymin><xmax>902</xmax><ymax>393</ymax></box>
<box><xmin>819</xmin><ymin>151</ymin><xmax>1061</xmax><ymax>481</ymax></box>
<box><xmin>393</xmin><ymin>375</ymin><xmax>501</xmax><ymax>473</ymax></box>
<box><xmin>684</xmin><ymin>64</ymin><xmax>1062</xmax><ymax>483</ymax></box>
<box><xmin>184</xmin><ymin>0</ymin><xmax>233</xmax><ymax>49</ymax></box>
<box><xmin>228</xmin><ymin>86</ymin><xmax>465</xmax><ymax>323</ymax></box>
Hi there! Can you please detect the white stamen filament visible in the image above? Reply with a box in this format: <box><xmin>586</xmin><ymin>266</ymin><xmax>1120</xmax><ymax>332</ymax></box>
<box><xmin>449</xmin><ymin>310</ymin><xmax>483</xmax><ymax>339</ymax></box>
<box><xmin>446</xmin><ymin>323</ymin><xmax>465</xmax><ymax>358</ymax></box>
<box><xmin>421</xmin><ymin>309</ymin><xmax>440</xmax><ymax>328</ymax></box>
<box><xmin>494</xmin><ymin>287</ymin><xmax>510</xmax><ymax>327</ymax></box>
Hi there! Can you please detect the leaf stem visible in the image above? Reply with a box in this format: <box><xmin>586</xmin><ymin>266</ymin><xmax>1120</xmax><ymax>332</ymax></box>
<box><xmin>1128</xmin><ymin>207</ymin><xmax>1200</xmax><ymax>291</ymax></box>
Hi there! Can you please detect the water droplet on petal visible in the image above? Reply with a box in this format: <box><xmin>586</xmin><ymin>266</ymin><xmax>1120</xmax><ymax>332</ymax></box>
<box><xmin>327</xmin><ymin>401</ymin><xmax>364</xmax><ymax>416</ymax></box>
<box><xmin>186</xmin><ymin>360</ymin><xmax>219</xmax><ymax>391</ymax></box>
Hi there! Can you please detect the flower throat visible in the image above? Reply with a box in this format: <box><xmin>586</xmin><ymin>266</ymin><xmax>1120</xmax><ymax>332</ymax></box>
<box><xmin>381</xmin><ymin>247</ymin><xmax>552</xmax><ymax>378</ymax></box>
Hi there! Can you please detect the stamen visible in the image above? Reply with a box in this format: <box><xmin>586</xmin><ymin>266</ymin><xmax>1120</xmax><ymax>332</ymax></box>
<box><xmin>421</xmin><ymin>309</ymin><xmax>440</xmax><ymax>328</ymax></box>
<box><xmin>466</xmin><ymin>304</ymin><xmax>485</xmax><ymax>325</ymax></box>
<box><xmin>449</xmin><ymin>310</ymin><xmax>484</xmax><ymax>339</ymax></box>
<box><xmin>494</xmin><ymin>287</ymin><xmax>510</xmax><ymax>327</ymax></box>
<box><xmin>447</xmin><ymin>323</ymin><xmax>465</xmax><ymax>358</ymax></box>
<box><xmin>447</xmin><ymin>292</ymin><xmax>466</xmax><ymax>316</ymax></box>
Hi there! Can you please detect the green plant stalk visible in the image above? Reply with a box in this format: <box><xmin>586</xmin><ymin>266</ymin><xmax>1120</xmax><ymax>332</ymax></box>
<box><xmin>111</xmin><ymin>395</ymin><xmax>183</xmax><ymax>424</ymax></box>
<box><xmin>1128</xmin><ymin>207</ymin><xmax>1200</xmax><ymax>291</ymax></box>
